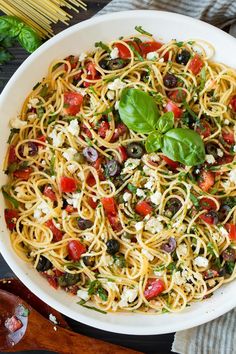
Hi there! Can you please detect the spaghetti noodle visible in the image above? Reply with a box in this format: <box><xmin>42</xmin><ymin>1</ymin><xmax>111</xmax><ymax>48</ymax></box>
<box><xmin>2</xmin><ymin>30</ymin><xmax>236</xmax><ymax>314</ymax></box>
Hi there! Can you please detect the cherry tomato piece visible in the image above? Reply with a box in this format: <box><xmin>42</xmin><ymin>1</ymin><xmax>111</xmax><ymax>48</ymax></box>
<box><xmin>60</xmin><ymin>176</ymin><xmax>77</xmax><ymax>193</ymax></box>
<box><xmin>162</xmin><ymin>155</ymin><xmax>179</xmax><ymax>170</ymax></box>
<box><xmin>196</xmin><ymin>121</ymin><xmax>211</xmax><ymax>138</ymax></box>
<box><xmin>4</xmin><ymin>209</ymin><xmax>19</xmax><ymax>231</ymax></box>
<box><xmin>107</xmin><ymin>214</ymin><xmax>122</xmax><ymax>232</ymax></box>
<box><xmin>168</xmin><ymin>89</ymin><xmax>187</xmax><ymax>103</ymax></box>
<box><xmin>199</xmin><ymin>197</ymin><xmax>217</xmax><ymax>211</ymax></box>
<box><xmin>101</xmin><ymin>197</ymin><xmax>117</xmax><ymax>215</ymax></box>
<box><xmin>64</xmin><ymin>92</ymin><xmax>83</xmax><ymax>116</ymax></box>
<box><xmin>117</xmin><ymin>146</ymin><xmax>128</xmax><ymax>162</ymax></box>
<box><xmin>98</xmin><ymin>121</ymin><xmax>110</xmax><ymax>138</ymax></box>
<box><xmin>225</xmin><ymin>224</ymin><xmax>236</xmax><ymax>241</ymax></box>
<box><xmin>164</xmin><ymin>100</ymin><xmax>183</xmax><ymax>119</ymax></box>
<box><xmin>68</xmin><ymin>240</ymin><xmax>86</xmax><ymax>261</ymax></box>
<box><xmin>64</xmin><ymin>55</ymin><xmax>78</xmax><ymax>71</ymax></box>
<box><xmin>43</xmin><ymin>185</ymin><xmax>57</xmax><ymax>202</ymax></box>
<box><xmin>144</xmin><ymin>278</ymin><xmax>165</xmax><ymax>300</ymax></box>
<box><xmin>8</xmin><ymin>145</ymin><xmax>18</xmax><ymax>165</ymax></box>
<box><xmin>188</xmin><ymin>54</ymin><xmax>204</xmax><ymax>75</ymax></box>
<box><xmin>13</xmin><ymin>167</ymin><xmax>33</xmax><ymax>181</ymax></box>
<box><xmin>135</xmin><ymin>201</ymin><xmax>153</xmax><ymax>217</ymax></box>
<box><xmin>198</xmin><ymin>170</ymin><xmax>215</xmax><ymax>192</ymax></box>
<box><xmin>45</xmin><ymin>220</ymin><xmax>63</xmax><ymax>242</ymax></box>
<box><xmin>230</xmin><ymin>96</ymin><xmax>236</xmax><ymax>112</ymax></box>
<box><xmin>222</xmin><ymin>130</ymin><xmax>235</xmax><ymax>145</ymax></box>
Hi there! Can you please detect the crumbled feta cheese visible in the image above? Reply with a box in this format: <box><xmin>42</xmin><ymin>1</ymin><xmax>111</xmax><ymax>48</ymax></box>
<box><xmin>123</xmin><ymin>192</ymin><xmax>132</xmax><ymax>202</ymax></box>
<box><xmin>119</xmin><ymin>287</ymin><xmax>138</xmax><ymax>307</ymax></box>
<box><xmin>66</xmin><ymin>192</ymin><xmax>81</xmax><ymax>208</ymax></box>
<box><xmin>62</xmin><ymin>147</ymin><xmax>77</xmax><ymax>161</ymax></box>
<box><xmin>149</xmin><ymin>153</ymin><xmax>160</xmax><ymax>162</ymax></box>
<box><xmin>41</xmin><ymin>160</ymin><xmax>46</xmax><ymax>166</ymax></box>
<box><xmin>49</xmin><ymin>129</ymin><xmax>65</xmax><ymax>147</ymax></box>
<box><xmin>107</xmin><ymin>90</ymin><xmax>115</xmax><ymax>100</ymax></box>
<box><xmin>114</xmin><ymin>100</ymin><xmax>120</xmax><ymax>110</ymax></box>
<box><xmin>146</xmin><ymin>51</ymin><xmax>158</xmax><ymax>60</ymax></box>
<box><xmin>29</xmin><ymin>97</ymin><xmax>39</xmax><ymax>106</ymax></box>
<box><xmin>229</xmin><ymin>168</ymin><xmax>236</xmax><ymax>185</ymax></box>
<box><xmin>205</xmin><ymin>154</ymin><xmax>216</xmax><ymax>164</ymax></box>
<box><xmin>61</xmin><ymin>210</ymin><xmax>68</xmax><ymax>219</ymax></box>
<box><xmin>107</xmin><ymin>282</ymin><xmax>119</xmax><ymax>292</ymax></box>
<box><xmin>174</xmin><ymin>271</ymin><xmax>186</xmax><ymax>285</ymax></box>
<box><xmin>34</xmin><ymin>209</ymin><xmax>42</xmax><ymax>219</ymax></box>
<box><xmin>144</xmin><ymin>217</ymin><xmax>163</xmax><ymax>234</ymax></box>
<box><xmin>144</xmin><ymin>177</ymin><xmax>155</xmax><ymax>190</ymax></box>
<box><xmin>222</xmin><ymin>180</ymin><xmax>230</xmax><ymax>190</ymax></box>
<box><xmin>150</xmin><ymin>190</ymin><xmax>162</xmax><ymax>205</ymax></box>
<box><xmin>67</xmin><ymin>119</ymin><xmax>79</xmax><ymax>136</ymax></box>
<box><xmin>233</xmin><ymin>145</ymin><xmax>236</xmax><ymax>153</ymax></box>
<box><xmin>110</xmin><ymin>47</ymin><xmax>119</xmax><ymax>59</ymax></box>
<box><xmin>101</xmin><ymin>255</ymin><xmax>113</xmax><ymax>266</ymax></box>
<box><xmin>142</xmin><ymin>249</ymin><xmax>154</xmax><ymax>261</ymax></box>
<box><xmin>219</xmin><ymin>226</ymin><xmax>229</xmax><ymax>237</ymax></box>
<box><xmin>79</xmin><ymin>52</ymin><xmax>87</xmax><ymax>61</ymax></box>
<box><xmin>193</xmin><ymin>256</ymin><xmax>209</xmax><ymax>268</ymax></box>
<box><xmin>143</xmin><ymin>165</ymin><xmax>156</xmax><ymax>177</ymax></box>
<box><xmin>25</xmin><ymin>202</ymin><xmax>33</xmax><ymax>209</ymax></box>
<box><xmin>159</xmin><ymin>58</ymin><xmax>164</xmax><ymax>63</ymax></box>
<box><xmin>121</xmin><ymin>158</ymin><xmax>140</xmax><ymax>174</ymax></box>
<box><xmin>177</xmin><ymin>243</ymin><xmax>188</xmax><ymax>257</ymax></box>
<box><xmin>15</xmin><ymin>186</ymin><xmax>24</xmax><ymax>198</ymax></box>
<box><xmin>49</xmin><ymin>314</ymin><xmax>58</xmax><ymax>324</ymax></box>
<box><xmin>195</xmin><ymin>168</ymin><xmax>200</xmax><ymax>175</ymax></box>
<box><xmin>154</xmin><ymin>269</ymin><xmax>164</xmax><ymax>277</ymax></box>
<box><xmin>135</xmin><ymin>221</ymin><xmax>144</xmax><ymax>231</ymax></box>
<box><xmin>108</xmin><ymin>78</ymin><xmax>126</xmax><ymax>91</ymax></box>
<box><xmin>10</xmin><ymin>117</ymin><xmax>27</xmax><ymax>129</ymax></box>
<box><xmin>67</xmin><ymin>163</ymin><xmax>78</xmax><ymax>174</ymax></box>
<box><xmin>77</xmin><ymin>171</ymin><xmax>85</xmax><ymax>181</ymax></box>
<box><xmin>34</xmin><ymin>201</ymin><xmax>51</xmax><ymax>220</ymax></box>
<box><xmin>75</xmin><ymin>87</ymin><xmax>86</xmax><ymax>96</ymax></box>
<box><xmin>27</xmin><ymin>113</ymin><xmax>37</xmax><ymax>121</ymax></box>
<box><xmin>224</xmin><ymin>119</ymin><xmax>230</xmax><ymax>125</ymax></box>
<box><xmin>77</xmin><ymin>289</ymin><xmax>90</xmax><ymax>301</ymax></box>
<box><xmin>217</xmin><ymin>149</ymin><xmax>223</xmax><ymax>157</ymax></box>
<box><xmin>136</xmin><ymin>188</ymin><xmax>146</xmax><ymax>198</ymax></box>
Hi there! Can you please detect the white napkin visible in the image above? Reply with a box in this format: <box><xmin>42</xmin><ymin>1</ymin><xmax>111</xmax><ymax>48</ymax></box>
<box><xmin>97</xmin><ymin>1</ymin><xmax>236</xmax><ymax>353</ymax></box>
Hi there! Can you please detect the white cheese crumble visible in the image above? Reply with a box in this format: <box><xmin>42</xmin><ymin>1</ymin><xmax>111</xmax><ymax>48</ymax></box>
<box><xmin>149</xmin><ymin>153</ymin><xmax>160</xmax><ymax>162</ymax></box>
<box><xmin>107</xmin><ymin>90</ymin><xmax>115</xmax><ymax>100</ymax></box>
<box><xmin>67</xmin><ymin>119</ymin><xmax>79</xmax><ymax>136</ymax></box>
<box><xmin>193</xmin><ymin>256</ymin><xmax>209</xmax><ymax>268</ymax></box>
<box><xmin>229</xmin><ymin>168</ymin><xmax>236</xmax><ymax>185</ymax></box>
<box><xmin>146</xmin><ymin>51</ymin><xmax>158</xmax><ymax>60</ymax></box>
<box><xmin>144</xmin><ymin>217</ymin><xmax>163</xmax><ymax>234</ymax></box>
<box><xmin>159</xmin><ymin>58</ymin><xmax>164</xmax><ymax>63</ymax></box>
<box><xmin>79</xmin><ymin>52</ymin><xmax>87</xmax><ymax>61</ymax></box>
<box><xmin>10</xmin><ymin>117</ymin><xmax>27</xmax><ymax>129</ymax></box>
<box><xmin>121</xmin><ymin>158</ymin><xmax>140</xmax><ymax>174</ymax></box>
<box><xmin>65</xmin><ymin>192</ymin><xmax>81</xmax><ymax>209</ymax></box>
<box><xmin>119</xmin><ymin>287</ymin><xmax>138</xmax><ymax>307</ymax></box>
<box><xmin>62</xmin><ymin>147</ymin><xmax>77</xmax><ymax>161</ymax></box>
<box><xmin>114</xmin><ymin>100</ymin><xmax>120</xmax><ymax>110</ymax></box>
<box><xmin>135</xmin><ymin>221</ymin><xmax>144</xmax><ymax>231</ymax></box>
<box><xmin>222</xmin><ymin>180</ymin><xmax>231</xmax><ymax>190</ymax></box>
<box><xmin>233</xmin><ymin>145</ymin><xmax>236</xmax><ymax>153</ymax></box>
<box><xmin>34</xmin><ymin>201</ymin><xmax>51</xmax><ymax>220</ymax></box>
<box><xmin>101</xmin><ymin>254</ymin><xmax>113</xmax><ymax>266</ymax></box>
<box><xmin>107</xmin><ymin>282</ymin><xmax>119</xmax><ymax>292</ymax></box>
<box><xmin>77</xmin><ymin>289</ymin><xmax>90</xmax><ymax>301</ymax></box>
<box><xmin>110</xmin><ymin>47</ymin><xmax>119</xmax><ymax>59</ymax></box>
<box><xmin>25</xmin><ymin>202</ymin><xmax>33</xmax><ymax>210</ymax></box>
<box><xmin>143</xmin><ymin>165</ymin><xmax>156</xmax><ymax>177</ymax></box>
<box><xmin>205</xmin><ymin>154</ymin><xmax>216</xmax><ymax>164</ymax></box>
<box><xmin>144</xmin><ymin>177</ymin><xmax>155</xmax><ymax>190</ymax></box>
<box><xmin>217</xmin><ymin>149</ymin><xmax>224</xmax><ymax>157</ymax></box>
<box><xmin>49</xmin><ymin>129</ymin><xmax>65</xmax><ymax>147</ymax></box>
<box><xmin>219</xmin><ymin>226</ymin><xmax>229</xmax><ymax>237</ymax></box>
<box><xmin>28</xmin><ymin>98</ymin><xmax>39</xmax><ymax>108</ymax></box>
<box><xmin>177</xmin><ymin>244</ymin><xmax>188</xmax><ymax>257</ymax></box>
<box><xmin>27</xmin><ymin>113</ymin><xmax>37</xmax><ymax>121</ymax></box>
<box><xmin>107</xmin><ymin>78</ymin><xmax>126</xmax><ymax>91</ymax></box>
<box><xmin>150</xmin><ymin>190</ymin><xmax>162</xmax><ymax>205</ymax></box>
<box><xmin>75</xmin><ymin>87</ymin><xmax>86</xmax><ymax>96</ymax></box>
<box><xmin>67</xmin><ymin>163</ymin><xmax>78</xmax><ymax>174</ymax></box>
<box><xmin>77</xmin><ymin>171</ymin><xmax>85</xmax><ymax>181</ymax></box>
<box><xmin>224</xmin><ymin>119</ymin><xmax>230</xmax><ymax>125</ymax></box>
<box><xmin>136</xmin><ymin>188</ymin><xmax>146</xmax><ymax>198</ymax></box>
<box><xmin>123</xmin><ymin>192</ymin><xmax>132</xmax><ymax>202</ymax></box>
<box><xmin>49</xmin><ymin>314</ymin><xmax>58</xmax><ymax>324</ymax></box>
<box><xmin>174</xmin><ymin>271</ymin><xmax>186</xmax><ymax>285</ymax></box>
<box><xmin>141</xmin><ymin>249</ymin><xmax>154</xmax><ymax>261</ymax></box>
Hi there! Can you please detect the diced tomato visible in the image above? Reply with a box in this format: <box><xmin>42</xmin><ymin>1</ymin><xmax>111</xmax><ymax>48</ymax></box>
<box><xmin>36</xmin><ymin>135</ymin><xmax>46</xmax><ymax>146</ymax></box>
<box><xmin>68</xmin><ymin>240</ymin><xmax>86</xmax><ymax>261</ymax></box>
<box><xmin>98</xmin><ymin>121</ymin><xmax>110</xmax><ymax>138</ymax></box>
<box><xmin>222</xmin><ymin>129</ymin><xmax>235</xmax><ymax>145</ymax></box>
<box><xmin>162</xmin><ymin>155</ymin><xmax>179</xmax><ymax>170</ymax></box>
<box><xmin>199</xmin><ymin>212</ymin><xmax>217</xmax><ymax>225</ymax></box>
<box><xmin>101</xmin><ymin>197</ymin><xmax>117</xmax><ymax>216</ymax></box>
<box><xmin>107</xmin><ymin>214</ymin><xmax>122</xmax><ymax>232</ymax></box>
<box><xmin>43</xmin><ymin>185</ymin><xmax>57</xmax><ymax>202</ymax></box>
<box><xmin>144</xmin><ymin>278</ymin><xmax>165</xmax><ymax>300</ymax></box>
<box><xmin>45</xmin><ymin>219</ymin><xmax>63</xmax><ymax>242</ymax></box>
<box><xmin>5</xmin><ymin>315</ymin><xmax>23</xmax><ymax>333</ymax></box>
<box><xmin>114</xmin><ymin>41</ymin><xmax>141</xmax><ymax>59</ymax></box>
<box><xmin>64</xmin><ymin>92</ymin><xmax>83</xmax><ymax>116</ymax></box>
<box><xmin>4</xmin><ymin>209</ymin><xmax>19</xmax><ymax>231</ymax></box>
<box><xmin>60</xmin><ymin>176</ymin><xmax>77</xmax><ymax>193</ymax></box>
<box><xmin>92</xmin><ymin>157</ymin><xmax>105</xmax><ymax>181</ymax></box>
<box><xmin>196</xmin><ymin>121</ymin><xmax>211</xmax><ymax>138</ymax></box>
<box><xmin>13</xmin><ymin>167</ymin><xmax>33</xmax><ymax>181</ymax></box>
<box><xmin>46</xmin><ymin>275</ymin><xmax>58</xmax><ymax>289</ymax></box>
<box><xmin>199</xmin><ymin>197</ymin><xmax>217</xmax><ymax>211</ymax></box>
<box><xmin>86</xmin><ymin>173</ymin><xmax>96</xmax><ymax>187</ymax></box>
<box><xmin>198</xmin><ymin>170</ymin><xmax>215</xmax><ymax>192</ymax></box>
<box><xmin>84</xmin><ymin>62</ymin><xmax>100</xmax><ymax>87</ymax></box>
<box><xmin>54</xmin><ymin>269</ymin><xmax>64</xmax><ymax>277</ymax></box>
<box><xmin>168</xmin><ymin>89</ymin><xmax>187</xmax><ymax>103</ymax></box>
<box><xmin>87</xmin><ymin>196</ymin><xmax>98</xmax><ymax>209</ymax></box>
<box><xmin>64</xmin><ymin>55</ymin><xmax>78</xmax><ymax>71</ymax></box>
<box><xmin>230</xmin><ymin>95</ymin><xmax>236</xmax><ymax>112</ymax></box>
<box><xmin>165</xmin><ymin>100</ymin><xmax>183</xmax><ymax>119</ymax></box>
<box><xmin>225</xmin><ymin>224</ymin><xmax>236</xmax><ymax>241</ymax></box>
<box><xmin>217</xmin><ymin>154</ymin><xmax>234</xmax><ymax>165</ymax></box>
<box><xmin>81</xmin><ymin>123</ymin><xmax>92</xmax><ymax>139</ymax></box>
<box><xmin>65</xmin><ymin>205</ymin><xmax>76</xmax><ymax>213</ymax></box>
<box><xmin>135</xmin><ymin>201</ymin><xmax>153</xmax><ymax>217</ymax></box>
<box><xmin>111</xmin><ymin>123</ymin><xmax>128</xmax><ymax>142</ymax></box>
<box><xmin>188</xmin><ymin>54</ymin><xmax>204</xmax><ymax>75</ymax></box>
<box><xmin>8</xmin><ymin>145</ymin><xmax>18</xmax><ymax>165</ymax></box>
<box><xmin>117</xmin><ymin>146</ymin><xmax>128</xmax><ymax>162</ymax></box>
<box><xmin>139</xmin><ymin>41</ymin><xmax>169</xmax><ymax>61</ymax></box>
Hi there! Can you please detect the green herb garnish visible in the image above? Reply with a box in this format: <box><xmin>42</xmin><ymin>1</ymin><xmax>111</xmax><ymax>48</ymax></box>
<box><xmin>95</xmin><ymin>41</ymin><xmax>110</xmax><ymax>52</ymax></box>
<box><xmin>7</xmin><ymin>128</ymin><xmax>19</xmax><ymax>144</ymax></box>
<box><xmin>2</xmin><ymin>187</ymin><xmax>19</xmax><ymax>208</ymax></box>
<box><xmin>78</xmin><ymin>299</ymin><xmax>107</xmax><ymax>314</ymax></box>
<box><xmin>135</xmin><ymin>26</ymin><xmax>152</xmax><ymax>36</ymax></box>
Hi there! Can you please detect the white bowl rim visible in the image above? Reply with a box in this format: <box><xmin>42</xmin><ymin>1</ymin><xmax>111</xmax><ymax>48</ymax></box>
<box><xmin>0</xmin><ymin>10</ymin><xmax>236</xmax><ymax>335</ymax></box>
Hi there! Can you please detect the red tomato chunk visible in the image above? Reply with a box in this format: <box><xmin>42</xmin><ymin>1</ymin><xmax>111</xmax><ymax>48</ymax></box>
<box><xmin>144</xmin><ymin>278</ymin><xmax>165</xmax><ymax>300</ymax></box>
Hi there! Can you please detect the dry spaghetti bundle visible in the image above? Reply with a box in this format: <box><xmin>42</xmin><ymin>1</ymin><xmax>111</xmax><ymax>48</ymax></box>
<box><xmin>0</xmin><ymin>0</ymin><xmax>87</xmax><ymax>38</ymax></box>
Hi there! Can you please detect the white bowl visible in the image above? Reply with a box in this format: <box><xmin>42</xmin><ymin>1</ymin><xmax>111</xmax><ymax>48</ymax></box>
<box><xmin>0</xmin><ymin>10</ymin><xmax>235</xmax><ymax>335</ymax></box>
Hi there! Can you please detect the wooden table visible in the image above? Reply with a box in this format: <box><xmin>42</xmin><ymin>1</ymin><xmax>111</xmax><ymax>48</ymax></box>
<box><xmin>0</xmin><ymin>1</ymin><xmax>176</xmax><ymax>353</ymax></box>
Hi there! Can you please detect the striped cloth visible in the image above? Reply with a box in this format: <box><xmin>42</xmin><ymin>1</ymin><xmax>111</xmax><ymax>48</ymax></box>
<box><xmin>97</xmin><ymin>2</ymin><xmax>236</xmax><ymax>354</ymax></box>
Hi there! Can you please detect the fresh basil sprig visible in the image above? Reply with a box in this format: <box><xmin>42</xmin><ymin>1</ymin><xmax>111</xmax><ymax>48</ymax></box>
<box><xmin>119</xmin><ymin>88</ymin><xmax>206</xmax><ymax>166</ymax></box>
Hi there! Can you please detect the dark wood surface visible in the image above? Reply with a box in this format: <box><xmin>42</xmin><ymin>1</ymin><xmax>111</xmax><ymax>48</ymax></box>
<box><xmin>0</xmin><ymin>1</ymin><xmax>175</xmax><ymax>353</ymax></box>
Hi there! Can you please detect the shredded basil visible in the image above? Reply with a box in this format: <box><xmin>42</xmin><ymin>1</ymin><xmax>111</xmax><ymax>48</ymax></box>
<box><xmin>135</xmin><ymin>25</ymin><xmax>152</xmax><ymax>36</ymax></box>
<box><xmin>7</xmin><ymin>128</ymin><xmax>19</xmax><ymax>144</ymax></box>
<box><xmin>78</xmin><ymin>299</ymin><xmax>107</xmax><ymax>314</ymax></box>
<box><xmin>2</xmin><ymin>187</ymin><xmax>19</xmax><ymax>208</ymax></box>
<box><xmin>95</xmin><ymin>41</ymin><xmax>110</xmax><ymax>52</ymax></box>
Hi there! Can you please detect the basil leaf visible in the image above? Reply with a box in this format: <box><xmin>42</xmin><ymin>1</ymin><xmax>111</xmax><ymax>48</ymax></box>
<box><xmin>156</xmin><ymin>112</ymin><xmax>174</xmax><ymax>133</ymax></box>
<box><xmin>95</xmin><ymin>41</ymin><xmax>110</xmax><ymax>52</ymax></box>
<box><xmin>162</xmin><ymin>128</ymin><xmax>205</xmax><ymax>166</ymax></box>
<box><xmin>2</xmin><ymin>187</ymin><xmax>19</xmax><ymax>208</ymax></box>
<box><xmin>135</xmin><ymin>26</ymin><xmax>152</xmax><ymax>36</ymax></box>
<box><xmin>119</xmin><ymin>88</ymin><xmax>160</xmax><ymax>133</ymax></box>
<box><xmin>18</xmin><ymin>26</ymin><xmax>41</xmax><ymax>53</ymax></box>
<box><xmin>127</xmin><ymin>184</ymin><xmax>137</xmax><ymax>193</ymax></box>
<box><xmin>0</xmin><ymin>47</ymin><xmax>13</xmax><ymax>64</ymax></box>
<box><xmin>190</xmin><ymin>193</ymin><xmax>199</xmax><ymax>208</ymax></box>
<box><xmin>145</xmin><ymin>131</ymin><xmax>163</xmax><ymax>153</ymax></box>
<box><xmin>78</xmin><ymin>300</ymin><xmax>107</xmax><ymax>314</ymax></box>
<box><xmin>7</xmin><ymin>128</ymin><xmax>19</xmax><ymax>144</ymax></box>
<box><xmin>1</xmin><ymin>36</ymin><xmax>17</xmax><ymax>48</ymax></box>
<box><xmin>0</xmin><ymin>16</ymin><xmax>24</xmax><ymax>38</ymax></box>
